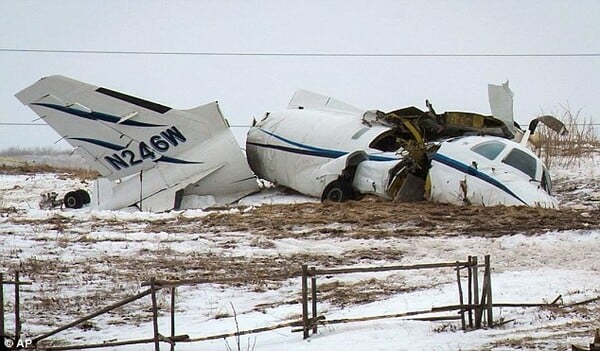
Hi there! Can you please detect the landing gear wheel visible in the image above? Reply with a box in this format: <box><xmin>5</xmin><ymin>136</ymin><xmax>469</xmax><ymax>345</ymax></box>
<box><xmin>64</xmin><ymin>191</ymin><xmax>84</xmax><ymax>209</ymax></box>
<box><xmin>322</xmin><ymin>181</ymin><xmax>354</xmax><ymax>202</ymax></box>
<box><xmin>75</xmin><ymin>189</ymin><xmax>91</xmax><ymax>204</ymax></box>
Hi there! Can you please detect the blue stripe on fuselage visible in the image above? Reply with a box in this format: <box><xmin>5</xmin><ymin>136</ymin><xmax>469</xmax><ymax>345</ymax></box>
<box><xmin>254</xmin><ymin>128</ymin><xmax>397</xmax><ymax>161</ymax></box>
<box><xmin>432</xmin><ymin>153</ymin><xmax>527</xmax><ymax>205</ymax></box>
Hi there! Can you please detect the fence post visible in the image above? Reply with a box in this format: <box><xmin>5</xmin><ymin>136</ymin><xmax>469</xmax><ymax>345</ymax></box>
<box><xmin>0</xmin><ymin>272</ymin><xmax>4</xmax><ymax>337</ymax></box>
<box><xmin>485</xmin><ymin>255</ymin><xmax>493</xmax><ymax>328</ymax></box>
<box><xmin>170</xmin><ymin>286</ymin><xmax>176</xmax><ymax>351</ymax></box>
<box><xmin>472</xmin><ymin>256</ymin><xmax>481</xmax><ymax>329</ymax></box>
<box><xmin>456</xmin><ymin>262</ymin><xmax>465</xmax><ymax>330</ymax></box>
<box><xmin>15</xmin><ymin>271</ymin><xmax>20</xmax><ymax>341</ymax></box>
<box><xmin>301</xmin><ymin>264</ymin><xmax>309</xmax><ymax>339</ymax></box>
<box><xmin>150</xmin><ymin>278</ymin><xmax>160</xmax><ymax>351</ymax></box>
<box><xmin>467</xmin><ymin>256</ymin><xmax>473</xmax><ymax>329</ymax></box>
<box><xmin>310</xmin><ymin>267</ymin><xmax>318</xmax><ymax>335</ymax></box>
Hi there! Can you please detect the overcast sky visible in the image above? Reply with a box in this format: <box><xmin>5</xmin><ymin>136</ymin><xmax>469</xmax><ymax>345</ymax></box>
<box><xmin>1</xmin><ymin>0</ymin><xmax>599</xmax><ymax>151</ymax></box>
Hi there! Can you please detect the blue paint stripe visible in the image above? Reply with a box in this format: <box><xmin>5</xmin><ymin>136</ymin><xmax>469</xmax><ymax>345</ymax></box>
<box><xmin>32</xmin><ymin>103</ymin><xmax>166</xmax><ymax>127</ymax></box>
<box><xmin>68</xmin><ymin>137</ymin><xmax>125</xmax><ymax>151</ymax></box>
<box><xmin>255</xmin><ymin>128</ymin><xmax>398</xmax><ymax>161</ymax></box>
<box><xmin>432</xmin><ymin>153</ymin><xmax>527</xmax><ymax>205</ymax></box>
<box><xmin>259</xmin><ymin>128</ymin><xmax>346</xmax><ymax>156</ymax></box>
<box><xmin>155</xmin><ymin>155</ymin><xmax>203</xmax><ymax>165</ymax></box>
<box><xmin>247</xmin><ymin>141</ymin><xmax>342</xmax><ymax>158</ymax></box>
<box><xmin>368</xmin><ymin>155</ymin><xmax>398</xmax><ymax>161</ymax></box>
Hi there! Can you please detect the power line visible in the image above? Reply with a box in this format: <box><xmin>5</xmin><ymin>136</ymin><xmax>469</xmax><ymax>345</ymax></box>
<box><xmin>1</xmin><ymin>48</ymin><xmax>599</xmax><ymax>57</ymax></box>
<box><xmin>0</xmin><ymin>122</ymin><xmax>46</xmax><ymax>126</ymax></box>
<box><xmin>3</xmin><ymin>122</ymin><xmax>600</xmax><ymax>127</ymax></box>
<box><xmin>0</xmin><ymin>122</ymin><xmax>255</xmax><ymax>127</ymax></box>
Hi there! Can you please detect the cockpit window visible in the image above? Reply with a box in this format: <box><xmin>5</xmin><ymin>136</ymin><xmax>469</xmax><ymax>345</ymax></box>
<box><xmin>502</xmin><ymin>148</ymin><xmax>537</xmax><ymax>179</ymax></box>
<box><xmin>369</xmin><ymin>131</ymin><xmax>402</xmax><ymax>152</ymax></box>
<box><xmin>471</xmin><ymin>141</ymin><xmax>506</xmax><ymax>160</ymax></box>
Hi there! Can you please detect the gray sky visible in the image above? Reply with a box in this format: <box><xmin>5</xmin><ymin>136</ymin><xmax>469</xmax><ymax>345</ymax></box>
<box><xmin>1</xmin><ymin>0</ymin><xmax>599</xmax><ymax>151</ymax></box>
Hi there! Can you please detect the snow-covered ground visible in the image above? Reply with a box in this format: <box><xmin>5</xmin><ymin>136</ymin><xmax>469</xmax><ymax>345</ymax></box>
<box><xmin>0</xmin><ymin>153</ymin><xmax>599</xmax><ymax>350</ymax></box>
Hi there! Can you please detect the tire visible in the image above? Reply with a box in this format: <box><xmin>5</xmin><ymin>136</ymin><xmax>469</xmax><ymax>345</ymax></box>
<box><xmin>64</xmin><ymin>191</ymin><xmax>84</xmax><ymax>209</ymax></box>
<box><xmin>75</xmin><ymin>189</ymin><xmax>91</xmax><ymax>204</ymax></box>
<box><xmin>322</xmin><ymin>181</ymin><xmax>354</xmax><ymax>202</ymax></box>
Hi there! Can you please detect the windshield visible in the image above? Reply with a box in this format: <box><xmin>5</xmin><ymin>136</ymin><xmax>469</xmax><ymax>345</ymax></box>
<box><xmin>502</xmin><ymin>148</ymin><xmax>537</xmax><ymax>179</ymax></box>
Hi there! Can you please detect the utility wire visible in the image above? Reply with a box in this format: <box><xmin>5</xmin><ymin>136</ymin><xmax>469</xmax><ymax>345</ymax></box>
<box><xmin>0</xmin><ymin>122</ymin><xmax>47</xmax><ymax>126</ymax></box>
<box><xmin>3</xmin><ymin>122</ymin><xmax>600</xmax><ymax>127</ymax></box>
<box><xmin>1</xmin><ymin>48</ymin><xmax>599</xmax><ymax>57</ymax></box>
<box><xmin>0</xmin><ymin>122</ymin><xmax>255</xmax><ymax>127</ymax></box>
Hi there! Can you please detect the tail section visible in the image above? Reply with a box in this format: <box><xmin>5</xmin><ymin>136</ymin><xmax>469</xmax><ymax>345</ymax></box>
<box><xmin>15</xmin><ymin>75</ymin><xmax>226</xmax><ymax>181</ymax></box>
<box><xmin>16</xmin><ymin>75</ymin><xmax>258</xmax><ymax>210</ymax></box>
<box><xmin>488</xmin><ymin>81</ymin><xmax>516</xmax><ymax>135</ymax></box>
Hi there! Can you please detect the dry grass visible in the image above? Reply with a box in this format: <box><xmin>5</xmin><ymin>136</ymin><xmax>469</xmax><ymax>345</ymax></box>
<box><xmin>143</xmin><ymin>199</ymin><xmax>600</xmax><ymax>239</ymax></box>
<box><xmin>317</xmin><ymin>277</ymin><xmax>432</xmax><ymax>307</ymax></box>
<box><xmin>0</xmin><ymin>163</ymin><xmax>100</xmax><ymax>180</ymax></box>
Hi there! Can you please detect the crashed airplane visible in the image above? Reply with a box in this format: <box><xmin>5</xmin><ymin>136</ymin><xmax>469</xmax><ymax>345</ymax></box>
<box><xmin>16</xmin><ymin>75</ymin><xmax>258</xmax><ymax>211</ymax></box>
<box><xmin>16</xmin><ymin>76</ymin><xmax>566</xmax><ymax>211</ymax></box>
<box><xmin>246</xmin><ymin>83</ymin><xmax>567</xmax><ymax>208</ymax></box>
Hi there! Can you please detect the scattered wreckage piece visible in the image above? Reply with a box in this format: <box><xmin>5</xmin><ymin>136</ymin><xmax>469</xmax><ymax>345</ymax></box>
<box><xmin>246</xmin><ymin>83</ymin><xmax>565</xmax><ymax>208</ymax></box>
<box><xmin>17</xmin><ymin>75</ymin><xmax>258</xmax><ymax>211</ymax></box>
<box><xmin>39</xmin><ymin>192</ymin><xmax>62</xmax><ymax>209</ymax></box>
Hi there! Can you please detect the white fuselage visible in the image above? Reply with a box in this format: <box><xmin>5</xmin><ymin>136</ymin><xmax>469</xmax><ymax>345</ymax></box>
<box><xmin>247</xmin><ymin>108</ymin><xmax>400</xmax><ymax>198</ymax></box>
<box><xmin>247</xmin><ymin>109</ymin><xmax>558</xmax><ymax>208</ymax></box>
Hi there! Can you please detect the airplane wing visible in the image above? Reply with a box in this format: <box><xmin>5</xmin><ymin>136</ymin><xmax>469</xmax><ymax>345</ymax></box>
<box><xmin>16</xmin><ymin>75</ymin><xmax>258</xmax><ymax>210</ymax></box>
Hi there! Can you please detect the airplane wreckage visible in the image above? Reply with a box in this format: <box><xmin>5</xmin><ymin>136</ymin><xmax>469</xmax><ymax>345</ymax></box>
<box><xmin>16</xmin><ymin>75</ymin><xmax>567</xmax><ymax>211</ymax></box>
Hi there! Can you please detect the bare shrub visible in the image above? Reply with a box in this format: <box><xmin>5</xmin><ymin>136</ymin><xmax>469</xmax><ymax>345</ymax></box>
<box><xmin>224</xmin><ymin>303</ymin><xmax>257</xmax><ymax>351</ymax></box>
<box><xmin>534</xmin><ymin>104</ymin><xmax>599</xmax><ymax>168</ymax></box>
